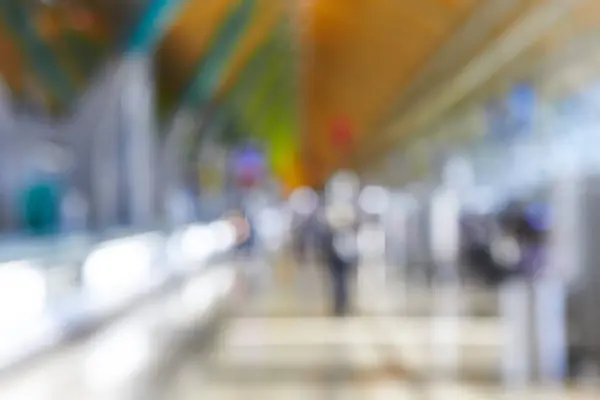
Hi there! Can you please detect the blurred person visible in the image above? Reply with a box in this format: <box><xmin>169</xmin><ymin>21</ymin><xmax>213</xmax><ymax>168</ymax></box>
<box><xmin>238</xmin><ymin>188</ymin><xmax>271</xmax><ymax>257</ymax></box>
<box><xmin>320</xmin><ymin>203</ymin><xmax>358</xmax><ymax>316</ymax></box>
<box><xmin>496</xmin><ymin>200</ymin><xmax>565</xmax><ymax>384</ymax></box>
<box><xmin>498</xmin><ymin>200</ymin><xmax>548</xmax><ymax>280</ymax></box>
<box><xmin>288</xmin><ymin>187</ymin><xmax>320</xmax><ymax>265</ymax></box>
<box><xmin>518</xmin><ymin>202</ymin><xmax>550</xmax><ymax>279</ymax></box>
<box><xmin>61</xmin><ymin>187</ymin><xmax>88</xmax><ymax>232</ymax></box>
<box><xmin>290</xmin><ymin>214</ymin><xmax>308</xmax><ymax>263</ymax></box>
<box><xmin>234</xmin><ymin>207</ymin><xmax>258</xmax><ymax>257</ymax></box>
<box><xmin>319</xmin><ymin>171</ymin><xmax>360</xmax><ymax>316</ymax></box>
<box><xmin>295</xmin><ymin>211</ymin><xmax>319</xmax><ymax>264</ymax></box>
<box><xmin>255</xmin><ymin>205</ymin><xmax>288</xmax><ymax>253</ymax></box>
<box><xmin>232</xmin><ymin>205</ymin><xmax>273</xmax><ymax>296</ymax></box>
<box><xmin>226</xmin><ymin>211</ymin><xmax>251</xmax><ymax>244</ymax></box>
<box><xmin>461</xmin><ymin>213</ymin><xmax>518</xmax><ymax>285</ymax></box>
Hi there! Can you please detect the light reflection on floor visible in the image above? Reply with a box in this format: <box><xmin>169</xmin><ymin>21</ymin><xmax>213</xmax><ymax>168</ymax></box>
<box><xmin>0</xmin><ymin>259</ymin><xmax>597</xmax><ymax>399</ymax></box>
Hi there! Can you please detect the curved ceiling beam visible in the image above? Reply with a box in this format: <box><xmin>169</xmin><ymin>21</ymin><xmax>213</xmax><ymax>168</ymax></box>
<box><xmin>0</xmin><ymin>3</ymin><xmax>76</xmax><ymax>106</ymax></box>
<box><xmin>156</xmin><ymin>0</ymin><xmax>232</xmax><ymax>118</ymax></box>
<box><xmin>379</xmin><ymin>0</ymin><xmax>525</xmax><ymax>129</ymax></box>
<box><xmin>34</xmin><ymin>5</ymin><xmax>114</xmax><ymax>92</ymax></box>
<box><xmin>127</xmin><ymin>0</ymin><xmax>189</xmax><ymax>54</ymax></box>
<box><xmin>0</xmin><ymin>25</ymin><xmax>27</xmax><ymax>96</ymax></box>
<box><xmin>161</xmin><ymin>0</ymin><xmax>256</xmax><ymax>170</ymax></box>
<box><xmin>183</xmin><ymin>0</ymin><xmax>256</xmax><ymax>106</ymax></box>
<box><xmin>216</xmin><ymin>0</ymin><xmax>285</xmax><ymax>99</ymax></box>
<box><xmin>156</xmin><ymin>0</ymin><xmax>255</xmax><ymax>119</ymax></box>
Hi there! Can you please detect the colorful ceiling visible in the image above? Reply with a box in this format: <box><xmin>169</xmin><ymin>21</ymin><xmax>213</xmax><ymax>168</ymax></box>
<box><xmin>152</xmin><ymin>0</ymin><xmax>487</xmax><ymax>188</ymax></box>
<box><xmin>1</xmin><ymin>0</ymin><xmax>597</xmax><ymax>190</ymax></box>
<box><xmin>0</xmin><ymin>0</ymin><xmax>301</xmax><ymax>187</ymax></box>
<box><xmin>154</xmin><ymin>0</ymin><xmax>301</xmax><ymax>188</ymax></box>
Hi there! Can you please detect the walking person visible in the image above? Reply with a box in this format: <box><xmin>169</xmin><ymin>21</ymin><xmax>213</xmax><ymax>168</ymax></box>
<box><xmin>319</xmin><ymin>170</ymin><xmax>360</xmax><ymax>316</ymax></box>
<box><xmin>319</xmin><ymin>205</ymin><xmax>357</xmax><ymax>316</ymax></box>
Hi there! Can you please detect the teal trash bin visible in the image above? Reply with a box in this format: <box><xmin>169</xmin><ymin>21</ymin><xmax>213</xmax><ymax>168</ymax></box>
<box><xmin>20</xmin><ymin>178</ymin><xmax>62</xmax><ymax>236</ymax></box>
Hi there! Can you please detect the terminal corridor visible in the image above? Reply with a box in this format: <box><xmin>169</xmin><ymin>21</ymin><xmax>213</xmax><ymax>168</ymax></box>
<box><xmin>0</xmin><ymin>252</ymin><xmax>597</xmax><ymax>400</ymax></box>
<box><xmin>2</xmin><ymin>1</ymin><xmax>600</xmax><ymax>398</ymax></box>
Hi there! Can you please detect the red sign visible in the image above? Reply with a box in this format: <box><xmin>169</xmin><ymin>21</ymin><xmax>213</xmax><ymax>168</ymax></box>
<box><xmin>331</xmin><ymin>117</ymin><xmax>353</xmax><ymax>151</ymax></box>
<box><xmin>237</xmin><ymin>170</ymin><xmax>258</xmax><ymax>188</ymax></box>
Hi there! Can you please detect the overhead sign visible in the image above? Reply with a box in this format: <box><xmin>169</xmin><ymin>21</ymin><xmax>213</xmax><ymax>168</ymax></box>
<box><xmin>331</xmin><ymin>117</ymin><xmax>353</xmax><ymax>151</ymax></box>
<box><xmin>231</xmin><ymin>145</ymin><xmax>266</xmax><ymax>189</ymax></box>
<box><xmin>486</xmin><ymin>82</ymin><xmax>536</xmax><ymax>141</ymax></box>
<box><xmin>507</xmin><ymin>82</ymin><xmax>536</xmax><ymax>134</ymax></box>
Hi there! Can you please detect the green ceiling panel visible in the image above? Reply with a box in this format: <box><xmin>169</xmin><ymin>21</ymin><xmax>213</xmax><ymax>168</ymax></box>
<box><xmin>220</xmin><ymin>21</ymin><xmax>297</xmax><ymax>147</ymax></box>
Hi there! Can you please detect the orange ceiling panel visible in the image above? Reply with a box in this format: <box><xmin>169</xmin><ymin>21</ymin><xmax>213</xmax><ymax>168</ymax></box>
<box><xmin>351</xmin><ymin>0</ymin><xmax>599</xmax><ymax>172</ymax></box>
<box><xmin>300</xmin><ymin>0</ymin><xmax>478</xmax><ymax>183</ymax></box>
<box><xmin>156</xmin><ymin>0</ymin><xmax>234</xmax><ymax>101</ymax></box>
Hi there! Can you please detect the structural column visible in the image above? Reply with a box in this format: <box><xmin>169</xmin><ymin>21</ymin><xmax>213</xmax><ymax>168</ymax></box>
<box><xmin>89</xmin><ymin>62</ymin><xmax>125</xmax><ymax>230</ymax></box>
<box><xmin>121</xmin><ymin>55</ymin><xmax>158</xmax><ymax>228</ymax></box>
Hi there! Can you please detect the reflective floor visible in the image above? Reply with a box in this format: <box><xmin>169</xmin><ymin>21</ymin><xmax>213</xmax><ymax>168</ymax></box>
<box><xmin>0</xmin><ymin>255</ymin><xmax>598</xmax><ymax>399</ymax></box>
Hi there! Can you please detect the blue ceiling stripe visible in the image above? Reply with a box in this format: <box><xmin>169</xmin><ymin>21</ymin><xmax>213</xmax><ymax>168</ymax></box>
<box><xmin>127</xmin><ymin>0</ymin><xmax>188</xmax><ymax>54</ymax></box>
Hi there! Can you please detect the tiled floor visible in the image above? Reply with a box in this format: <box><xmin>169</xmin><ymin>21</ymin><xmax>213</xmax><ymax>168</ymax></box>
<box><xmin>0</xmin><ymin>258</ymin><xmax>597</xmax><ymax>399</ymax></box>
<box><xmin>191</xmin><ymin>260</ymin><xmax>599</xmax><ymax>398</ymax></box>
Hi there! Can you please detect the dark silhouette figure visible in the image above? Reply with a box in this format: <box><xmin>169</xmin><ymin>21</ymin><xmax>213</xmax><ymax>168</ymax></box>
<box><xmin>319</xmin><ymin>213</ymin><xmax>357</xmax><ymax>316</ymax></box>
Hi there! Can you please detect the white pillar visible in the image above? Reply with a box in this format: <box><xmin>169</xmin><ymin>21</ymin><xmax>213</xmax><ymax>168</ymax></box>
<box><xmin>500</xmin><ymin>279</ymin><xmax>533</xmax><ymax>387</ymax></box>
<box><xmin>426</xmin><ymin>180</ymin><xmax>463</xmax><ymax>382</ymax></box>
<box><xmin>90</xmin><ymin>71</ymin><xmax>123</xmax><ymax>230</ymax></box>
<box><xmin>122</xmin><ymin>55</ymin><xmax>157</xmax><ymax>228</ymax></box>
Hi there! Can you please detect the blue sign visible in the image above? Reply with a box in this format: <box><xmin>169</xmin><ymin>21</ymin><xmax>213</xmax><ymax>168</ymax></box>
<box><xmin>231</xmin><ymin>145</ymin><xmax>266</xmax><ymax>182</ymax></box>
<box><xmin>485</xmin><ymin>82</ymin><xmax>536</xmax><ymax>140</ymax></box>
<box><xmin>507</xmin><ymin>82</ymin><xmax>536</xmax><ymax>131</ymax></box>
